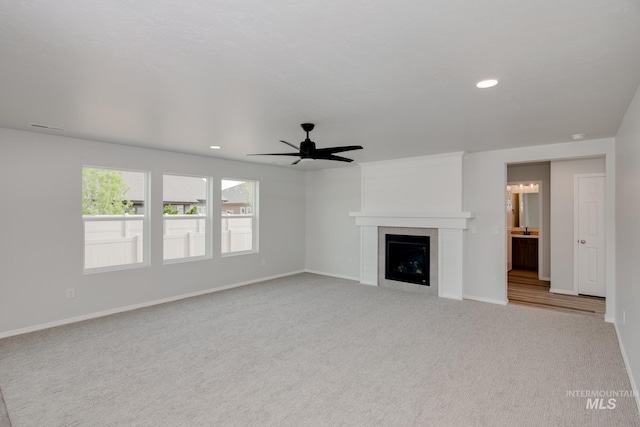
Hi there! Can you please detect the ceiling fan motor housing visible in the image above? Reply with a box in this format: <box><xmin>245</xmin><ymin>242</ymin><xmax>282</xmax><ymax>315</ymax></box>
<box><xmin>300</xmin><ymin>139</ymin><xmax>315</xmax><ymax>158</ymax></box>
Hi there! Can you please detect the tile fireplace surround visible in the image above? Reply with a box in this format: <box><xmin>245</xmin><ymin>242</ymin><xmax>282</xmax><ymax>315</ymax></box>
<box><xmin>349</xmin><ymin>212</ymin><xmax>473</xmax><ymax>300</ymax></box>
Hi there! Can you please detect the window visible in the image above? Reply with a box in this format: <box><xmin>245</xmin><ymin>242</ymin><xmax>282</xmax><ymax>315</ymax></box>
<box><xmin>221</xmin><ymin>179</ymin><xmax>257</xmax><ymax>254</ymax></box>
<box><xmin>82</xmin><ymin>167</ymin><xmax>148</xmax><ymax>272</ymax></box>
<box><xmin>163</xmin><ymin>174</ymin><xmax>210</xmax><ymax>262</ymax></box>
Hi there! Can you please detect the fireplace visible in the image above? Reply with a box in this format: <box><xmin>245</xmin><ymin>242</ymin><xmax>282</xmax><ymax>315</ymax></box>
<box><xmin>385</xmin><ymin>234</ymin><xmax>430</xmax><ymax>286</ymax></box>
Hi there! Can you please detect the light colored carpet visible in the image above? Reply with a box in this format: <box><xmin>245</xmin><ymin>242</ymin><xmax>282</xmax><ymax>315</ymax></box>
<box><xmin>0</xmin><ymin>273</ymin><xmax>638</xmax><ymax>426</ymax></box>
<box><xmin>0</xmin><ymin>387</ymin><xmax>11</xmax><ymax>427</ymax></box>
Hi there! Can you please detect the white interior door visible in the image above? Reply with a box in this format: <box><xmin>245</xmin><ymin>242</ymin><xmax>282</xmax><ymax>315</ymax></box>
<box><xmin>575</xmin><ymin>174</ymin><xmax>605</xmax><ymax>297</ymax></box>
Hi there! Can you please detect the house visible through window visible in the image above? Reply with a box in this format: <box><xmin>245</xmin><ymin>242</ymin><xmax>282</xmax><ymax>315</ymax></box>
<box><xmin>82</xmin><ymin>167</ymin><xmax>147</xmax><ymax>271</ymax></box>
<box><xmin>221</xmin><ymin>179</ymin><xmax>257</xmax><ymax>254</ymax></box>
<box><xmin>163</xmin><ymin>174</ymin><xmax>210</xmax><ymax>262</ymax></box>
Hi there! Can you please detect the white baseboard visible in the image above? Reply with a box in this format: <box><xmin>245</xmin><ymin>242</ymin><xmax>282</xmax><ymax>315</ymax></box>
<box><xmin>439</xmin><ymin>293</ymin><xmax>463</xmax><ymax>301</ymax></box>
<box><xmin>549</xmin><ymin>288</ymin><xmax>578</xmax><ymax>296</ymax></box>
<box><xmin>0</xmin><ymin>270</ymin><xmax>305</xmax><ymax>340</ymax></box>
<box><xmin>614</xmin><ymin>321</ymin><xmax>640</xmax><ymax>414</ymax></box>
<box><xmin>540</xmin><ymin>276</ymin><xmax>551</xmax><ymax>282</ymax></box>
<box><xmin>463</xmin><ymin>294</ymin><xmax>508</xmax><ymax>305</ymax></box>
<box><xmin>304</xmin><ymin>269</ymin><xmax>360</xmax><ymax>282</ymax></box>
<box><xmin>360</xmin><ymin>281</ymin><xmax>377</xmax><ymax>286</ymax></box>
<box><xmin>605</xmin><ymin>315</ymin><xmax>615</xmax><ymax>323</ymax></box>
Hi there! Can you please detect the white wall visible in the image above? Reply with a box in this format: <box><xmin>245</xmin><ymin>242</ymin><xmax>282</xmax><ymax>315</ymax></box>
<box><xmin>304</xmin><ymin>167</ymin><xmax>361</xmax><ymax>280</ymax></box>
<box><xmin>361</xmin><ymin>152</ymin><xmax>464</xmax><ymax>213</ymax></box>
<box><xmin>0</xmin><ymin>128</ymin><xmax>306</xmax><ymax>335</ymax></box>
<box><xmin>550</xmin><ymin>157</ymin><xmax>605</xmax><ymax>293</ymax></box>
<box><xmin>507</xmin><ymin>163</ymin><xmax>551</xmax><ymax>280</ymax></box>
<box><xmin>615</xmin><ymin>84</ymin><xmax>640</xmax><ymax>402</ymax></box>
<box><xmin>463</xmin><ymin>138</ymin><xmax>615</xmax><ymax>315</ymax></box>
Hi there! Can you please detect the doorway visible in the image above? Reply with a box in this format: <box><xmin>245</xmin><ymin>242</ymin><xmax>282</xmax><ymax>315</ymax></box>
<box><xmin>505</xmin><ymin>159</ymin><xmax>606</xmax><ymax>315</ymax></box>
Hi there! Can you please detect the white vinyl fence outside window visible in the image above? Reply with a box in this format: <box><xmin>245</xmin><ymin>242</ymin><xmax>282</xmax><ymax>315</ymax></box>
<box><xmin>163</xmin><ymin>217</ymin><xmax>207</xmax><ymax>261</ymax></box>
<box><xmin>221</xmin><ymin>179</ymin><xmax>257</xmax><ymax>255</ymax></box>
<box><xmin>84</xmin><ymin>217</ymin><xmax>144</xmax><ymax>269</ymax></box>
<box><xmin>221</xmin><ymin>216</ymin><xmax>253</xmax><ymax>253</ymax></box>
<box><xmin>85</xmin><ymin>217</ymin><xmax>248</xmax><ymax>267</ymax></box>
<box><xmin>82</xmin><ymin>167</ymin><xmax>148</xmax><ymax>272</ymax></box>
<box><xmin>163</xmin><ymin>174</ymin><xmax>210</xmax><ymax>262</ymax></box>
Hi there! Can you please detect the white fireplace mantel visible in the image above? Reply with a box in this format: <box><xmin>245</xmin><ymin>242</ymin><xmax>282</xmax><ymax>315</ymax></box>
<box><xmin>350</xmin><ymin>211</ymin><xmax>474</xmax><ymax>300</ymax></box>
<box><xmin>349</xmin><ymin>211</ymin><xmax>474</xmax><ymax>229</ymax></box>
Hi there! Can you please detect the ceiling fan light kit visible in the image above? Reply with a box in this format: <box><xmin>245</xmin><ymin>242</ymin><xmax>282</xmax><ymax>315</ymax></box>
<box><xmin>248</xmin><ymin>123</ymin><xmax>363</xmax><ymax>165</ymax></box>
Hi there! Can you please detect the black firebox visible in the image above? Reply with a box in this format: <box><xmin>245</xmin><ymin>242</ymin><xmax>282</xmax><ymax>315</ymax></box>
<box><xmin>385</xmin><ymin>234</ymin><xmax>430</xmax><ymax>286</ymax></box>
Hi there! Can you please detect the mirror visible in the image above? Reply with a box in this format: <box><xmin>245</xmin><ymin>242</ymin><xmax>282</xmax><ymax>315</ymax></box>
<box><xmin>520</xmin><ymin>193</ymin><xmax>539</xmax><ymax>228</ymax></box>
<box><xmin>507</xmin><ymin>183</ymin><xmax>540</xmax><ymax>229</ymax></box>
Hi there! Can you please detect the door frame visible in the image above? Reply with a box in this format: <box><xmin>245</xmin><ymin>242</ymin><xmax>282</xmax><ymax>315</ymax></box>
<box><xmin>501</xmin><ymin>150</ymin><xmax>614</xmax><ymax>322</ymax></box>
<box><xmin>573</xmin><ymin>172</ymin><xmax>606</xmax><ymax>295</ymax></box>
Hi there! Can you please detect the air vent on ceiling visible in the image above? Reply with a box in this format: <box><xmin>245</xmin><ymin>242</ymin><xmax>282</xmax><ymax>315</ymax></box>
<box><xmin>29</xmin><ymin>123</ymin><xmax>65</xmax><ymax>131</ymax></box>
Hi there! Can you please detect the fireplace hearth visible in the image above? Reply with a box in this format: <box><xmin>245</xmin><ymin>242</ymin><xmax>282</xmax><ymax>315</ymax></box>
<box><xmin>385</xmin><ymin>234</ymin><xmax>430</xmax><ymax>286</ymax></box>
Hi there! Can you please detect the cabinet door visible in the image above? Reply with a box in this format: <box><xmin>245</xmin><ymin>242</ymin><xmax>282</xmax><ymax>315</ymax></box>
<box><xmin>512</xmin><ymin>238</ymin><xmax>538</xmax><ymax>270</ymax></box>
<box><xmin>525</xmin><ymin>239</ymin><xmax>538</xmax><ymax>270</ymax></box>
<box><xmin>512</xmin><ymin>238</ymin><xmax>526</xmax><ymax>269</ymax></box>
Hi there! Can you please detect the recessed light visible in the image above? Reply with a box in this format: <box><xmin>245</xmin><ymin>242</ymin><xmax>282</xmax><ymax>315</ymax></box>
<box><xmin>476</xmin><ymin>79</ymin><xmax>499</xmax><ymax>89</ymax></box>
<box><xmin>571</xmin><ymin>134</ymin><xmax>585</xmax><ymax>140</ymax></box>
<box><xmin>210</xmin><ymin>145</ymin><xmax>221</xmax><ymax>150</ymax></box>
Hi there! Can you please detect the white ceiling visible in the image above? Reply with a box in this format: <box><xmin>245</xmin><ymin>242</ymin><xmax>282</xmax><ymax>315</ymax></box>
<box><xmin>1</xmin><ymin>0</ymin><xmax>640</xmax><ymax>169</ymax></box>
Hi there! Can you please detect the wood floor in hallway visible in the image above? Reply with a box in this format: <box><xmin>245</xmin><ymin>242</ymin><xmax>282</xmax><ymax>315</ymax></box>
<box><xmin>508</xmin><ymin>269</ymin><xmax>605</xmax><ymax>316</ymax></box>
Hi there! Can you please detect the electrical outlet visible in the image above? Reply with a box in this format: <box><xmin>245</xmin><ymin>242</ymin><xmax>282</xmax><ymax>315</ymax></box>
<box><xmin>66</xmin><ymin>288</ymin><xmax>75</xmax><ymax>299</ymax></box>
<box><xmin>261</xmin><ymin>259</ymin><xmax>266</xmax><ymax>266</ymax></box>
<box><xmin>492</xmin><ymin>226</ymin><xmax>499</xmax><ymax>235</ymax></box>
<box><xmin>623</xmin><ymin>310</ymin><xmax>626</xmax><ymax>325</ymax></box>
<box><xmin>493</xmin><ymin>275</ymin><xmax>498</xmax><ymax>284</ymax></box>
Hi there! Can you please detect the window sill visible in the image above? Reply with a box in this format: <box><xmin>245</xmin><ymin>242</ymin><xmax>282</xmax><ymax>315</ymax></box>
<box><xmin>221</xmin><ymin>250</ymin><xmax>258</xmax><ymax>258</ymax></box>
<box><xmin>163</xmin><ymin>255</ymin><xmax>212</xmax><ymax>265</ymax></box>
<box><xmin>83</xmin><ymin>262</ymin><xmax>149</xmax><ymax>275</ymax></box>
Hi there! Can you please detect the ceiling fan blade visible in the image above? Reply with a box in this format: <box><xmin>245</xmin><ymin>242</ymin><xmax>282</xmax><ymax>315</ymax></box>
<box><xmin>247</xmin><ymin>152</ymin><xmax>301</xmax><ymax>157</ymax></box>
<box><xmin>315</xmin><ymin>145</ymin><xmax>363</xmax><ymax>155</ymax></box>
<box><xmin>291</xmin><ymin>159</ymin><xmax>301</xmax><ymax>165</ymax></box>
<box><xmin>279</xmin><ymin>140</ymin><xmax>300</xmax><ymax>151</ymax></box>
<box><xmin>318</xmin><ymin>154</ymin><xmax>354</xmax><ymax>163</ymax></box>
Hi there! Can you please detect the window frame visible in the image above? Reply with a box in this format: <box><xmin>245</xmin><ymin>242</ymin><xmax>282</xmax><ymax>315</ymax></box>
<box><xmin>221</xmin><ymin>178</ymin><xmax>259</xmax><ymax>257</ymax></box>
<box><xmin>162</xmin><ymin>173</ymin><xmax>212</xmax><ymax>264</ymax></box>
<box><xmin>82</xmin><ymin>166</ymin><xmax>150</xmax><ymax>274</ymax></box>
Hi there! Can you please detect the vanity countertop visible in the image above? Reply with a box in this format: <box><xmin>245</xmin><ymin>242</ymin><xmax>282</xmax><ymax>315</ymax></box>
<box><xmin>511</xmin><ymin>234</ymin><xmax>539</xmax><ymax>239</ymax></box>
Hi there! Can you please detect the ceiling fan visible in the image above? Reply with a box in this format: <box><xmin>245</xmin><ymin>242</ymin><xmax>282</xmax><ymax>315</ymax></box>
<box><xmin>248</xmin><ymin>123</ymin><xmax>363</xmax><ymax>165</ymax></box>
